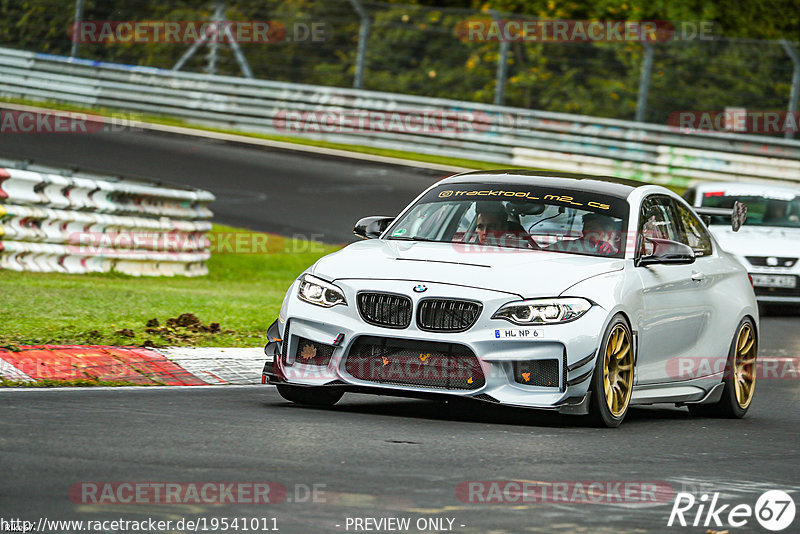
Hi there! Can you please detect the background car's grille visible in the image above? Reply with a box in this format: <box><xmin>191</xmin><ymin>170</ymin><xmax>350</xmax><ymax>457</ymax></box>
<box><xmin>344</xmin><ymin>336</ymin><xmax>484</xmax><ymax>390</ymax></box>
<box><xmin>416</xmin><ymin>299</ymin><xmax>482</xmax><ymax>332</ymax></box>
<box><xmin>293</xmin><ymin>336</ymin><xmax>335</xmax><ymax>366</ymax></box>
<box><xmin>746</xmin><ymin>256</ymin><xmax>798</xmax><ymax>268</ymax></box>
<box><xmin>357</xmin><ymin>292</ymin><xmax>412</xmax><ymax>328</ymax></box>
<box><xmin>513</xmin><ymin>360</ymin><xmax>561</xmax><ymax>388</ymax></box>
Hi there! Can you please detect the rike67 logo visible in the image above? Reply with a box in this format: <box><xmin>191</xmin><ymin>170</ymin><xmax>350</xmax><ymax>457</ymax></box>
<box><xmin>668</xmin><ymin>489</ymin><xmax>796</xmax><ymax>531</ymax></box>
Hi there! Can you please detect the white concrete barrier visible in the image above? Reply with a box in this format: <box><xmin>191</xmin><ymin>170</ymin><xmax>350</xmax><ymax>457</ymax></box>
<box><xmin>0</xmin><ymin>161</ymin><xmax>214</xmax><ymax>276</ymax></box>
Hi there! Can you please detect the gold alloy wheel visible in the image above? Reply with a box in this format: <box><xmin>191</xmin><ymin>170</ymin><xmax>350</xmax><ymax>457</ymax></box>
<box><xmin>603</xmin><ymin>324</ymin><xmax>634</xmax><ymax>418</ymax></box>
<box><xmin>733</xmin><ymin>323</ymin><xmax>757</xmax><ymax>409</ymax></box>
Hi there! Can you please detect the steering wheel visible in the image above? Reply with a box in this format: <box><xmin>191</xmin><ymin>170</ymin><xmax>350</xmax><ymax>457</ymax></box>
<box><xmin>503</xmin><ymin>230</ymin><xmax>541</xmax><ymax>250</ymax></box>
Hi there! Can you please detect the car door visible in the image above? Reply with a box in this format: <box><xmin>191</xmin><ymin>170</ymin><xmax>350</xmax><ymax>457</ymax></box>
<box><xmin>635</xmin><ymin>195</ymin><xmax>714</xmax><ymax>385</ymax></box>
<box><xmin>672</xmin><ymin>198</ymin><xmax>734</xmax><ymax>378</ymax></box>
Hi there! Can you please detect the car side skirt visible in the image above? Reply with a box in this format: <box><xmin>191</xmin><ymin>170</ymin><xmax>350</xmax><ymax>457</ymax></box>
<box><xmin>629</xmin><ymin>374</ymin><xmax>723</xmax><ymax>405</ymax></box>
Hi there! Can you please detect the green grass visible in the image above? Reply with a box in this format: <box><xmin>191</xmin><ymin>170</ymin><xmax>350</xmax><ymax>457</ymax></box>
<box><xmin>0</xmin><ymin>225</ymin><xmax>339</xmax><ymax>348</ymax></box>
<box><xmin>0</xmin><ymin>378</ymin><xmax>150</xmax><ymax>387</ymax></box>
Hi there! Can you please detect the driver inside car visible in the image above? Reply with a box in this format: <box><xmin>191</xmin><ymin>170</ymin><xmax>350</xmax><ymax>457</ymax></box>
<box><xmin>474</xmin><ymin>205</ymin><xmax>510</xmax><ymax>245</ymax></box>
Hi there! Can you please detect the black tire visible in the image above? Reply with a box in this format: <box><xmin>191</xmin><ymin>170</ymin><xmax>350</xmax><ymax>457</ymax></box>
<box><xmin>276</xmin><ymin>384</ymin><xmax>344</xmax><ymax>406</ymax></box>
<box><xmin>688</xmin><ymin>317</ymin><xmax>757</xmax><ymax>419</ymax></box>
<box><xmin>588</xmin><ymin>315</ymin><xmax>635</xmax><ymax>428</ymax></box>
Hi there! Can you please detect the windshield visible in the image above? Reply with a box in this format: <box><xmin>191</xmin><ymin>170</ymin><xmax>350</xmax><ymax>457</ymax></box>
<box><xmin>386</xmin><ymin>184</ymin><xmax>630</xmax><ymax>258</ymax></box>
<box><xmin>701</xmin><ymin>192</ymin><xmax>800</xmax><ymax>228</ymax></box>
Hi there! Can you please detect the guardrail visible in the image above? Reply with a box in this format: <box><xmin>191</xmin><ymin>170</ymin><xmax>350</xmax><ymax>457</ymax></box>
<box><xmin>0</xmin><ymin>159</ymin><xmax>214</xmax><ymax>276</ymax></box>
<box><xmin>1</xmin><ymin>46</ymin><xmax>800</xmax><ymax>188</ymax></box>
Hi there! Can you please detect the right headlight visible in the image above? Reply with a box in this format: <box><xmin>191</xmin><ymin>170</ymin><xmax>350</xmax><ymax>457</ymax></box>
<box><xmin>297</xmin><ymin>274</ymin><xmax>347</xmax><ymax>308</ymax></box>
<box><xmin>492</xmin><ymin>297</ymin><xmax>592</xmax><ymax>325</ymax></box>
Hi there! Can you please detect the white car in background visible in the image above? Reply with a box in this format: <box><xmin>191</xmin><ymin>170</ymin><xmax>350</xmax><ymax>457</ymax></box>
<box><xmin>263</xmin><ymin>171</ymin><xmax>757</xmax><ymax>427</ymax></box>
<box><xmin>684</xmin><ymin>182</ymin><xmax>800</xmax><ymax>305</ymax></box>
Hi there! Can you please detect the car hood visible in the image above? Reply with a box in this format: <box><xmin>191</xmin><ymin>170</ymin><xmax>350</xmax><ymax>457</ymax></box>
<box><xmin>313</xmin><ymin>240</ymin><xmax>624</xmax><ymax>298</ymax></box>
<box><xmin>710</xmin><ymin>226</ymin><xmax>800</xmax><ymax>257</ymax></box>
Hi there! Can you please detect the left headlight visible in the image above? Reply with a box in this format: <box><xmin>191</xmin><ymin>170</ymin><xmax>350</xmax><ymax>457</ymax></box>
<box><xmin>492</xmin><ymin>297</ymin><xmax>592</xmax><ymax>325</ymax></box>
<box><xmin>297</xmin><ymin>273</ymin><xmax>347</xmax><ymax>308</ymax></box>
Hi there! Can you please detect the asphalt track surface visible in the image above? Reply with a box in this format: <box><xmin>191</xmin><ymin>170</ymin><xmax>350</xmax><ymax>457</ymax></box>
<box><xmin>2</xmin><ymin>124</ymin><xmax>800</xmax><ymax>532</ymax></box>
<box><xmin>1</xmin><ymin>316</ymin><xmax>799</xmax><ymax>534</ymax></box>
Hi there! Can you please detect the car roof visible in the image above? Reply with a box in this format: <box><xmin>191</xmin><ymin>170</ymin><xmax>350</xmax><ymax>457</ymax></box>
<box><xmin>692</xmin><ymin>181</ymin><xmax>800</xmax><ymax>196</ymax></box>
<box><xmin>440</xmin><ymin>170</ymin><xmax>645</xmax><ymax>198</ymax></box>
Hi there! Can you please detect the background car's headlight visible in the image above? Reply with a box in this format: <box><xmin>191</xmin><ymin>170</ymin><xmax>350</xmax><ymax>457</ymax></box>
<box><xmin>492</xmin><ymin>298</ymin><xmax>592</xmax><ymax>324</ymax></box>
<box><xmin>297</xmin><ymin>274</ymin><xmax>347</xmax><ymax>308</ymax></box>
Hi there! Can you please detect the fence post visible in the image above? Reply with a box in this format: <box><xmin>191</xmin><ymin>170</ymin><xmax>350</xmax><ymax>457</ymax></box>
<box><xmin>69</xmin><ymin>0</ymin><xmax>85</xmax><ymax>59</ymax></box>
<box><xmin>781</xmin><ymin>40</ymin><xmax>800</xmax><ymax>139</ymax></box>
<box><xmin>348</xmin><ymin>0</ymin><xmax>371</xmax><ymax>89</ymax></box>
<box><xmin>491</xmin><ymin>10</ymin><xmax>510</xmax><ymax>106</ymax></box>
<box><xmin>635</xmin><ymin>42</ymin><xmax>654</xmax><ymax>122</ymax></box>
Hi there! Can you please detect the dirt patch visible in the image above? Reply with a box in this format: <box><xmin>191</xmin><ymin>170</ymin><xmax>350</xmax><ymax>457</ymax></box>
<box><xmin>163</xmin><ymin>313</ymin><xmax>221</xmax><ymax>333</ymax></box>
<box><xmin>140</xmin><ymin>313</ymin><xmax>231</xmax><ymax>345</ymax></box>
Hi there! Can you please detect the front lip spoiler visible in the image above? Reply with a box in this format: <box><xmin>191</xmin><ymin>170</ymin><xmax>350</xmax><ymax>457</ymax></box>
<box><xmin>261</xmin><ymin>372</ymin><xmax>591</xmax><ymax>415</ymax></box>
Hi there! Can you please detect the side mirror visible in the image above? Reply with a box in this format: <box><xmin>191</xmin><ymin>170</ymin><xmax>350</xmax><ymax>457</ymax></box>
<box><xmin>353</xmin><ymin>216</ymin><xmax>394</xmax><ymax>239</ymax></box>
<box><xmin>637</xmin><ymin>237</ymin><xmax>696</xmax><ymax>267</ymax></box>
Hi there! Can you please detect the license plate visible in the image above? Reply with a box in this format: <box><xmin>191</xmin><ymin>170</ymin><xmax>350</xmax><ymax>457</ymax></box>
<box><xmin>751</xmin><ymin>274</ymin><xmax>797</xmax><ymax>288</ymax></box>
<box><xmin>494</xmin><ymin>328</ymin><xmax>545</xmax><ymax>339</ymax></box>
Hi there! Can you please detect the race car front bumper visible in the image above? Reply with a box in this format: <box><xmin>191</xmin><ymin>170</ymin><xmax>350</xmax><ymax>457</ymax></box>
<box><xmin>260</xmin><ymin>279</ymin><xmax>611</xmax><ymax>415</ymax></box>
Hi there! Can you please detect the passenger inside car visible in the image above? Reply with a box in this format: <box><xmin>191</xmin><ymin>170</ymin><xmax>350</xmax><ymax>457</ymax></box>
<box><xmin>547</xmin><ymin>213</ymin><xmax>620</xmax><ymax>256</ymax></box>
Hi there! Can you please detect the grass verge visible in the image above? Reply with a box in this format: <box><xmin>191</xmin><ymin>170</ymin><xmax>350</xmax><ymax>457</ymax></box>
<box><xmin>0</xmin><ymin>224</ymin><xmax>339</xmax><ymax>348</ymax></box>
<box><xmin>0</xmin><ymin>378</ymin><xmax>151</xmax><ymax>387</ymax></box>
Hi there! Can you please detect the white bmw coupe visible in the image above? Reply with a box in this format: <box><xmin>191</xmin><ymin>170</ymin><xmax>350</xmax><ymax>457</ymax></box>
<box><xmin>263</xmin><ymin>171</ymin><xmax>757</xmax><ymax>426</ymax></box>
